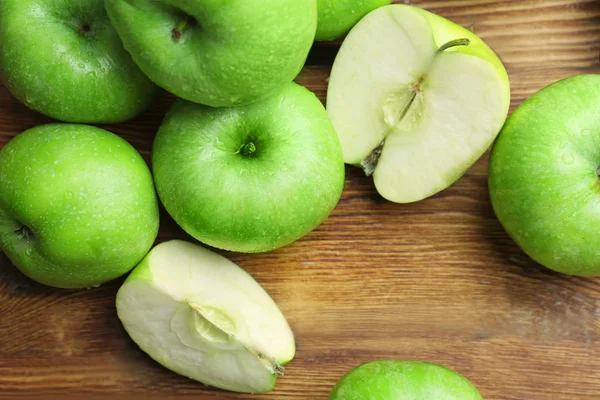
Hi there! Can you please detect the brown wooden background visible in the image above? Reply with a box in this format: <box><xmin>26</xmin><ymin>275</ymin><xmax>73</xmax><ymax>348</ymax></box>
<box><xmin>1</xmin><ymin>1</ymin><xmax>599</xmax><ymax>399</ymax></box>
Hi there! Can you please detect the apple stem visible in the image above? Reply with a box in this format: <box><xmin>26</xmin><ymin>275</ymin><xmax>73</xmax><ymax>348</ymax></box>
<box><xmin>172</xmin><ymin>15</ymin><xmax>196</xmax><ymax>41</ymax></box>
<box><xmin>241</xmin><ymin>141</ymin><xmax>257</xmax><ymax>157</ymax></box>
<box><xmin>437</xmin><ymin>38</ymin><xmax>471</xmax><ymax>53</ymax></box>
<box><xmin>361</xmin><ymin>141</ymin><xmax>385</xmax><ymax>177</ymax></box>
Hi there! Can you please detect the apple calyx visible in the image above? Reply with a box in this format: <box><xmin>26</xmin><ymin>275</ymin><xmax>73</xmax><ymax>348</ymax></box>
<box><xmin>77</xmin><ymin>23</ymin><xmax>93</xmax><ymax>37</ymax></box>
<box><xmin>248</xmin><ymin>347</ymin><xmax>285</xmax><ymax>376</ymax></box>
<box><xmin>172</xmin><ymin>15</ymin><xmax>197</xmax><ymax>41</ymax></box>
<box><xmin>186</xmin><ymin>302</ymin><xmax>284</xmax><ymax>375</ymax></box>
<box><xmin>359</xmin><ymin>37</ymin><xmax>472</xmax><ymax>177</ymax></box>
<box><xmin>361</xmin><ymin>141</ymin><xmax>384</xmax><ymax>176</ymax></box>
<box><xmin>14</xmin><ymin>225</ymin><xmax>33</xmax><ymax>241</ymax></box>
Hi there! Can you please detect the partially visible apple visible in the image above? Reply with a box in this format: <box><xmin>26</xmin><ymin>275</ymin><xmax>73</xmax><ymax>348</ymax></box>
<box><xmin>0</xmin><ymin>124</ymin><xmax>159</xmax><ymax>289</ymax></box>
<box><xmin>116</xmin><ymin>240</ymin><xmax>295</xmax><ymax>393</ymax></box>
<box><xmin>489</xmin><ymin>74</ymin><xmax>600</xmax><ymax>277</ymax></box>
<box><xmin>0</xmin><ymin>0</ymin><xmax>158</xmax><ymax>123</ymax></box>
<box><xmin>316</xmin><ymin>0</ymin><xmax>392</xmax><ymax>41</ymax></box>
<box><xmin>330</xmin><ymin>360</ymin><xmax>483</xmax><ymax>399</ymax></box>
<box><xmin>105</xmin><ymin>0</ymin><xmax>317</xmax><ymax>107</ymax></box>
<box><xmin>327</xmin><ymin>5</ymin><xmax>510</xmax><ymax>203</ymax></box>
<box><xmin>153</xmin><ymin>82</ymin><xmax>345</xmax><ymax>253</ymax></box>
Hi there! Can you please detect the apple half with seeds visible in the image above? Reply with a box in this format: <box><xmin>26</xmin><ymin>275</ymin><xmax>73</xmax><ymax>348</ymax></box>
<box><xmin>116</xmin><ymin>240</ymin><xmax>295</xmax><ymax>393</ymax></box>
<box><xmin>327</xmin><ymin>5</ymin><xmax>510</xmax><ymax>203</ymax></box>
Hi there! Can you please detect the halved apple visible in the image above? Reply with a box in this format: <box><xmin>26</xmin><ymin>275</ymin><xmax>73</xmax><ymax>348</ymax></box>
<box><xmin>116</xmin><ymin>240</ymin><xmax>295</xmax><ymax>393</ymax></box>
<box><xmin>327</xmin><ymin>5</ymin><xmax>510</xmax><ymax>203</ymax></box>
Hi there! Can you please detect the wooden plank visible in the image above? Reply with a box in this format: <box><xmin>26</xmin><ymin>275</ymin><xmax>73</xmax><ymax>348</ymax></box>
<box><xmin>1</xmin><ymin>0</ymin><xmax>599</xmax><ymax>399</ymax></box>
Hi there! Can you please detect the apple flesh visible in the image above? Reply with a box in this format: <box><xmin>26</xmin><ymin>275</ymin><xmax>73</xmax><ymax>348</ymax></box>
<box><xmin>329</xmin><ymin>360</ymin><xmax>483</xmax><ymax>399</ymax></box>
<box><xmin>0</xmin><ymin>124</ymin><xmax>159</xmax><ymax>289</ymax></box>
<box><xmin>116</xmin><ymin>240</ymin><xmax>295</xmax><ymax>393</ymax></box>
<box><xmin>0</xmin><ymin>0</ymin><xmax>158</xmax><ymax>123</ymax></box>
<box><xmin>489</xmin><ymin>75</ymin><xmax>600</xmax><ymax>276</ymax></box>
<box><xmin>327</xmin><ymin>5</ymin><xmax>510</xmax><ymax>203</ymax></box>
<box><xmin>316</xmin><ymin>0</ymin><xmax>392</xmax><ymax>41</ymax></box>
<box><xmin>105</xmin><ymin>0</ymin><xmax>317</xmax><ymax>107</ymax></box>
<box><xmin>153</xmin><ymin>82</ymin><xmax>345</xmax><ymax>253</ymax></box>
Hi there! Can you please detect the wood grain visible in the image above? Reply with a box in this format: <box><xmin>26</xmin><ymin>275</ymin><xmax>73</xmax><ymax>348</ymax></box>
<box><xmin>1</xmin><ymin>1</ymin><xmax>600</xmax><ymax>399</ymax></box>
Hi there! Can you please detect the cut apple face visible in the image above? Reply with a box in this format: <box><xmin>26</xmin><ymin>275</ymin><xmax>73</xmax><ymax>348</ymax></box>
<box><xmin>116</xmin><ymin>240</ymin><xmax>295</xmax><ymax>393</ymax></box>
<box><xmin>327</xmin><ymin>5</ymin><xmax>510</xmax><ymax>203</ymax></box>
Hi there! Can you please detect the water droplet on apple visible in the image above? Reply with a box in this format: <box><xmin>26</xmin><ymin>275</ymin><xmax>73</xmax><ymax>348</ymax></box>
<box><xmin>65</xmin><ymin>192</ymin><xmax>74</xmax><ymax>199</ymax></box>
<box><xmin>581</xmin><ymin>128</ymin><xmax>592</xmax><ymax>136</ymax></box>
<box><xmin>25</xmin><ymin>94</ymin><xmax>37</xmax><ymax>106</ymax></box>
<box><xmin>562</xmin><ymin>152</ymin><xmax>574</xmax><ymax>165</ymax></box>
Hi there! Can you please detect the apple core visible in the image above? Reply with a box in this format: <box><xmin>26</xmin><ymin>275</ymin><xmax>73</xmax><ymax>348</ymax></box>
<box><xmin>362</xmin><ymin>38</ymin><xmax>472</xmax><ymax>176</ymax></box>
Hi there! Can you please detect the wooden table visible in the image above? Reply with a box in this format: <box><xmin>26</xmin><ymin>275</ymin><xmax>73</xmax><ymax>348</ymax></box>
<box><xmin>1</xmin><ymin>1</ymin><xmax>599</xmax><ymax>399</ymax></box>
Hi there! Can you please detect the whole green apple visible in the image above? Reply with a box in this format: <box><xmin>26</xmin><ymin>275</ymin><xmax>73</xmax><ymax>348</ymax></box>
<box><xmin>489</xmin><ymin>74</ymin><xmax>600</xmax><ymax>277</ymax></box>
<box><xmin>330</xmin><ymin>360</ymin><xmax>483</xmax><ymax>399</ymax></box>
<box><xmin>153</xmin><ymin>83</ymin><xmax>345</xmax><ymax>253</ymax></box>
<box><xmin>316</xmin><ymin>0</ymin><xmax>392</xmax><ymax>41</ymax></box>
<box><xmin>0</xmin><ymin>124</ymin><xmax>159</xmax><ymax>289</ymax></box>
<box><xmin>0</xmin><ymin>0</ymin><xmax>158</xmax><ymax>123</ymax></box>
<box><xmin>327</xmin><ymin>5</ymin><xmax>510</xmax><ymax>203</ymax></box>
<box><xmin>117</xmin><ymin>240</ymin><xmax>295</xmax><ymax>393</ymax></box>
<box><xmin>105</xmin><ymin>0</ymin><xmax>317</xmax><ymax>107</ymax></box>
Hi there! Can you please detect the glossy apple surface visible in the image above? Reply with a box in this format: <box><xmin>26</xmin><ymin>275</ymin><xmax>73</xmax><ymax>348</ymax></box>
<box><xmin>0</xmin><ymin>0</ymin><xmax>157</xmax><ymax>123</ymax></box>
<box><xmin>153</xmin><ymin>83</ymin><xmax>345</xmax><ymax>253</ymax></box>
<box><xmin>330</xmin><ymin>360</ymin><xmax>483</xmax><ymax>399</ymax></box>
<box><xmin>316</xmin><ymin>0</ymin><xmax>392</xmax><ymax>41</ymax></box>
<box><xmin>489</xmin><ymin>74</ymin><xmax>600</xmax><ymax>276</ymax></box>
<box><xmin>0</xmin><ymin>124</ymin><xmax>159</xmax><ymax>288</ymax></box>
<box><xmin>105</xmin><ymin>0</ymin><xmax>317</xmax><ymax>107</ymax></box>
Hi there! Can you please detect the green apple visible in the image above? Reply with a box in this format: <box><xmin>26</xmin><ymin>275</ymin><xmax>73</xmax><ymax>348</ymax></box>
<box><xmin>489</xmin><ymin>74</ymin><xmax>600</xmax><ymax>277</ymax></box>
<box><xmin>316</xmin><ymin>0</ymin><xmax>392</xmax><ymax>41</ymax></box>
<box><xmin>0</xmin><ymin>124</ymin><xmax>159</xmax><ymax>289</ymax></box>
<box><xmin>0</xmin><ymin>0</ymin><xmax>158</xmax><ymax>123</ymax></box>
<box><xmin>105</xmin><ymin>0</ymin><xmax>317</xmax><ymax>107</ymax></box>
<box><xmin>327</xmin><ymin>5</ymin><xmax>510</xmax><ymax>203</ymax></box>
<box><xmin>116</xmin><ymin>240</ymin><xmax>295</xmax><ymax>393</ymax></box>
<box><xmin>153</xmin><ymin>82</ymin><xmax>345</xmax><ymax>253</ymax></box>
<box><xmin>330</xmin><ymin>360</ymin><xmax>483</xmax><ymax>399</ymax></box>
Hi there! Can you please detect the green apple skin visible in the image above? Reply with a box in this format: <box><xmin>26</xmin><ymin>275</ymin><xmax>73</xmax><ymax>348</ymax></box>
<box><xmin>153</xmin><ymin>83</ymin><xmax>345</xmax><ymax>253</ymax></box>
<box><xmin>105</xmin><ymin>0</ymin><xmax>317</xmax><ymax>107</ymax></box>
<box><xmin>489</xmin><ymin>75</ymin><xmax>600</xmax><ymax>277</ymax></box>
<box><xmin>0</xmin><ymin>0</ymin><xmax>158</xmax><ymax>124</ymax></box>
<box><xmin>330</xmin><ymin>360</ymin><xmax>483</xmax><ymax>400</ymax></box>
<box><xmin>0</xmin><ymin>124</ymin><xmax>159</xmax><ymax>289</ymax></box>
<box><xmin>316</xmin><ymin>0</ymin><xmax>392</xmax><ymax>41</ymax></box>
